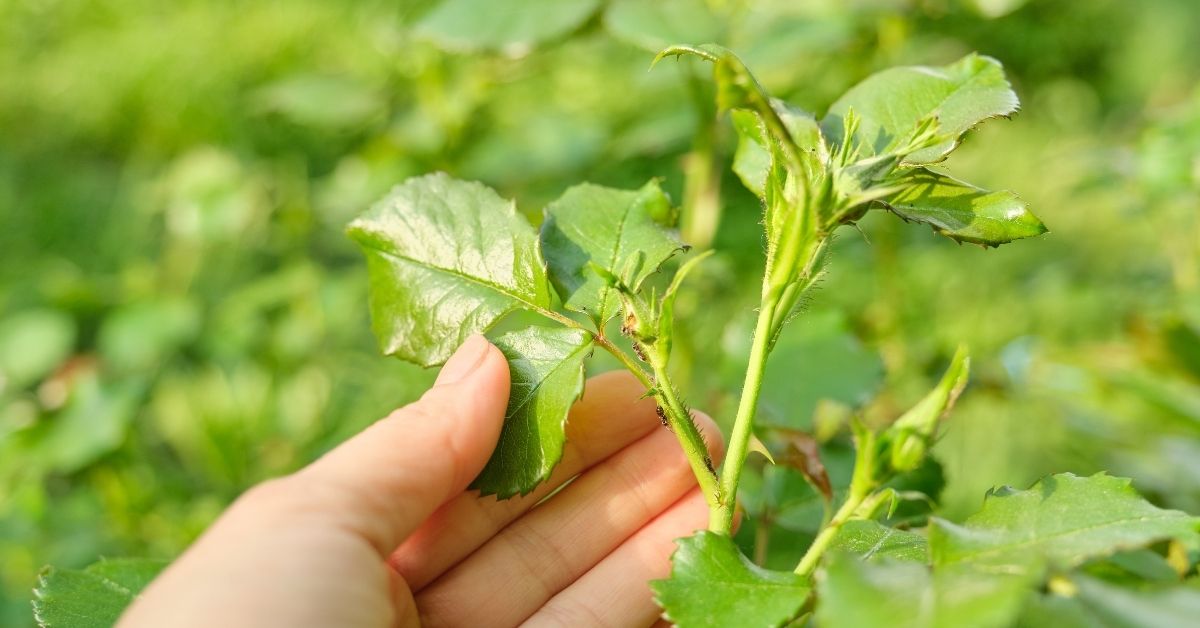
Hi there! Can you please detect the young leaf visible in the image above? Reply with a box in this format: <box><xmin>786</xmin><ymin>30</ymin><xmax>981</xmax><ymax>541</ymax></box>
<box><xmin>887</xmin><ymin>345</ymin><xmax>970</xmax><ymax>472</ymax></box>
<box><xmin>828</xmin><ymin>520</ymin><xmax>929</xmax><ymax>563</ymax></box>
<box><xmin>347</xmin><ymin>173</ymin><xmax>552</xmax><ymax>367</ymax></box>
<box><xmin>823</xmin><ymin>54</ymin><xmax>1019</xmax><ymax>165</ymax></box>
<box><xmin>33</xmin><ymin>558</ymin><xmax>166</xmax><ymax>628</ymax></box>
<box><xmin>472</xmin><ymin>326</ymin><xmax>593</xmax><ymax>498</ymax></box>
<box><xmin>882</xmin><ymin>169</ymin><xmax>1048</xmax><ymax>247</ymax></box>
<box><xmin>731</xmin><ymin>105</ymin><xmax>826</xmax><ymax>199</ymax></box>
<box><xmin>414</xmin><ymin>0</ymin><xmax>601</xmax><ymax>54</ymax></box>
<box><xmin>931</xmin><ymin>473</ymin><xmax>1200</xmax><ymax>570</ymax></box>
<box><xmin>540</xmin><ymin>181</ymin><xmax>684</xmax><ymax>325</ymax></box>
<box><xmin>816</xmin><ymin>556</ymin><xmax>1032</xmax><ymax>628</ymax></box>
<box><xmin>652</xmin><ymin>531</ymin><xmax>811</xmax><ymax>628</ymax></box>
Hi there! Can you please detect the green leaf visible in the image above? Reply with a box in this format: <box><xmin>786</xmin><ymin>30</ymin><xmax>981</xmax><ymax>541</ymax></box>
<box><xmin>540</xmin><ymin>181</ymin><xmax>683</xmax><ymax>325</ymax></box>
<box><xmin>882</xmin><ymin>169</ymin><xmax>1048</xmax><ymax>247</ymax></box>
<box><xmin>472</xmin><ymin>326</ymin><xmax>593</xmax><ymax>498</ymax></box>
<box><xmin>414</xmin><ymin>0</ymin><xmax>601</xmax><ymax>54</ymax></box>
<box><xmin>828</xmin><ymin>520</ymin><xmax>929</xmax><ymax>563</ymax></box>
<box><xmin>604</xmin><ymin>0</ymin><xmax>725</xmax><ymax>53</ymax></box>
<box><xmin>931</xmin><ymin>473</ymin><xmax>1200</xmax><ymax>570</ymax></box>
<box><xmin>347</xmin><ymin>173</ymin><xmax>552</xmax><ymax>367</ymax></box>
<box><xmin>816</xmin><ymin>556</ymin><xmax>1032</xmax><ymax>628</ymax></box>
<box><xmin>33</xmin><ymin>558</ymin><xmax>166</xmax><ymax>628</ymax></box>
<box><xmin>823</xmin><ymin>54</ymin><xmax>1019</xmax><ymax>165</ymax></box>
<box><xmin>731</xmin><ymin>104</ymin><xmax>826</xmax><ymax>199</ymax></box>
<box><xmin>652</xmin><ymin>531</ymin><xmax>811</xmax><ymax>628</ymax></box>
<box><xmin>1072</xmin><ymin>575</ymin><xmax>1200</xmax><ymax>627</ymax></box>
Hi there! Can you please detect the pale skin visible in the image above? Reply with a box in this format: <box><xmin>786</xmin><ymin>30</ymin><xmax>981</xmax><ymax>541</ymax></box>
<box><xmin>119</xmin><ymin>335</ymin><xmax>724</xmax><ymax>627</ymax></box>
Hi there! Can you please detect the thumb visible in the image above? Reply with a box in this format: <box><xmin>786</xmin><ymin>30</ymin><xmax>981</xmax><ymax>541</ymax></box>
<box><xmin>296</xmin><ymin>335</ymin><xmax>510</xmax><ymax>554</ymax></box>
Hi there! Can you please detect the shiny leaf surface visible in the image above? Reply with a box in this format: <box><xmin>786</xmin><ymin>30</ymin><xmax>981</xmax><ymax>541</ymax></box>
<box><xmin>540</xmin><ymin>181</ymin><xmax>683</xmax><ymax>325</ymax></box>
<box><xmin>882</xmin><ymin>169</ymin><xmax>1048</xmax><ymax>247</ymax></box>
<box><xmin>347</xmin><ymin>173</ymin><xmax>551</xmax><ymax>367</ymax></box>
<box><xmin>472</xmin><ymin>326</ymin><xmax>593</xmax><ymax>498</ymax></box>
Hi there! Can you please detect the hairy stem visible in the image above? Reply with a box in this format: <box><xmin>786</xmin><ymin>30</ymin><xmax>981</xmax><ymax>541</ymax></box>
<box><xmin>649</xmin><ymin>359</ymin><xmax>722</xmax><ymax>509</ymax></box>
<box><xmin>711</xmin><ymin>296</ymin><xmax>780</xmax><ymax>533</ymax></box>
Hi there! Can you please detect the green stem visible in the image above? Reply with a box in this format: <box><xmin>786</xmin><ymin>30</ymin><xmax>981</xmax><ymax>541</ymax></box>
<box><xmin>711</xmin><ymin>296</ymin><xmax>780</xmax><ymax>533</ymax></box>
<box><xmin>649</xmin><ymin>359</ymin><xmax>722</xmax><ymax>509</ymax></box>
<box><xmin>529</xmin><ymin>304</ymin><xmax>719</xmax><ymax>506</ymax></box>
<box><xmin>793</xmin><ymin>488</ymin><xmax>869</xmax><ymax>576</ymax></box>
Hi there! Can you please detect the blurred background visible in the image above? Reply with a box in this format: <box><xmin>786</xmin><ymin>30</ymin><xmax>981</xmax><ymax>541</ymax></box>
<box><xmin>1</xmin><ymin>0</ymin><xmax>1198</xmax><ymax>623</ymax></box>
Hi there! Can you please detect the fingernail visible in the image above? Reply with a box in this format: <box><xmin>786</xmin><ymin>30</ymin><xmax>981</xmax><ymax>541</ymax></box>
<box><xmin>436</xmin><ymin>335</ymin><xmax>491</xmax><ymax>386</ymax></box>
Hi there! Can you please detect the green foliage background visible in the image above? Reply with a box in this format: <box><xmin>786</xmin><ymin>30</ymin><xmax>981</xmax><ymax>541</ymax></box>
<box><xmin>2</xmin><ymin>0</ymin><xmax>1199</xmax><ymax>624</ymax></box>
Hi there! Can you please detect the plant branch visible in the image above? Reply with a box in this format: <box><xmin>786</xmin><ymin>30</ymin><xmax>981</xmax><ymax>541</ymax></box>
<box><xmin>649</xmin><ymin>358</ymin><xmax>722</xmax><ymax>509</ymax></box>
<box><xmin>711</xmin><ymin>296</ymin><xmax>780</xmax><ymax>533</ymax></box>
<box><xmin>793</xmin><ymin>488</ymin><xmax>870</xmax><ymax>577</ymax></box>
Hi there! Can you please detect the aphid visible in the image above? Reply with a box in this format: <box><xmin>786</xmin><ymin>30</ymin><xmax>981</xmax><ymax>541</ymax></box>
<box><xmin>632</xmin><ymin>342</ymin><xmax>648</xmax><ymax>362</ymax></box>
<box><xmin>655</xmin><ymin>404</ymin><xmax>670</xmax><ymax>429</ymax></box>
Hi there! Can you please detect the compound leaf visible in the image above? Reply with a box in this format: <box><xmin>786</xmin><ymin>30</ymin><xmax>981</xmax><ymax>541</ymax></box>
<box><xmin>930</xmin><ymin>473</ymin><xmax>1200</xmax><ymax>570</ymax></box>
<box><xmin>347</xmin><ymin>173</ymin><xmax>552</xmax><ymax>367</ymax></box>
<box><xmin>415</xmin><ymin>0</ymin><xmax>601</xmax><ymax>54</ymax></box>
<box><xmin>540</xmin><ymin>181</ymin><xmax>683</xmax><ymax>325</ymax></box>
<box><xmin>816</xmin><ymin>556</ymin><xmax>1031</xmax><ymax>628</ymax></box>
<box><xmin>33</xmin><ymin>558</ymin><xmax>166</xmax><ymax>628</ymax></box>
<box><xmin>823</xmin><ymin>54</ymin><xmax>1019</xmax><ymax>165</ymax></box>
<box><xmin>472</xmin><ymin>326</ymin><xmax>593</xmax><ymax>498</ymax></box>
<box><xmin>828</xmin><ymin>520</ymin><xmax>929</xmax><ymax>563</ymax></box>
<box><xmin>883</xmin><ymin>169</ymin><xmax>1047</xmax><ymax>247</ymax></box>
<box><xmin>652</xmin><ymin>531</ymin><xmax>811</xmax><ymax>628</ymax></box>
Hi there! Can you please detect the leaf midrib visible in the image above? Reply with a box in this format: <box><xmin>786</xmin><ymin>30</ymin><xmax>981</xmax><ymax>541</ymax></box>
<box><xmin>365</xmin><ymin>243</ymin><xmax>546</xmax><ymax>313</ymax></box>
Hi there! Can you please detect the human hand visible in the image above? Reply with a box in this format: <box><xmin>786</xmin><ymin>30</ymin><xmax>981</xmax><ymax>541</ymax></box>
<box><xmin>118</xmin><ymin>335</ymin><xmax>723</xmax><ymax>627</ymax></box>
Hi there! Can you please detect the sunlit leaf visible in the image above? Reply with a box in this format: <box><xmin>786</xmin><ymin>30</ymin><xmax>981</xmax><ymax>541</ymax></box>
<box><xmin>931</xmin><ymin>473</ymin><xmax>1200</xmax><ymax>570</ymax></box>
<box><xmin>828</xmin><ymin>520</ymin><xmax>929</xmax><ymax>563</ymax></box>
<box><xmin>652</xmin><ymin>531</ymin><xmax>811</xmax><ymax>628</ymax></box>
<box><xmin>823</xmin><ymin>54</ymin><xmax>1019</xmax><ymax>165</ymax></box>
<box><xmin>882</xmin><ymin>169</ymin><xmax>1048</xmax><ymax>247</ymax></box>
<box><xmin>33</xmin><ymin>559</ymin><xmax>165</xmax><ymax>628</ymax></box>
<box><xmin>347</xmin><ymin>173</ymin><xmax>552</xmax><ymax>367</ymax></box>
<box><xmin>540</xmin><ymin>180</ymin><xmax>683</xmax><ymax>325</ymax></box>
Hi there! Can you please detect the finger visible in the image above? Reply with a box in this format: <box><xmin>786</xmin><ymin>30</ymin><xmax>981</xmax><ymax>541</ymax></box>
<box><xmin>392</xmin><ymin>370</ymin><xmax>660</xmax><ymax>588</ymax></box>
<box><xmin>414</xmin><ymin>413</ymin><xmax>724</xmax><ymax>627</ymax></box>
<box><xmin>291</xmin><ymin>335</ymin><xmax>509</xmax><ymax>554</ymax></box>
<box><xmin>524</xmin><ymin>489</ymin><xmax>709</xmax><ymax>628</ymax></box>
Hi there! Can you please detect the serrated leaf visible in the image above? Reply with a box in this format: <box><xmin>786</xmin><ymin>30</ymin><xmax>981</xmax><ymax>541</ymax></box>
<box><xmin>931</xmin><ymin>473</ymin><xmax>1200</xmax><ymax>570</ymax></box>
<box><xmin>33</xmin><ymin>558</ymin><xmax>166</xmax><ymax>628</ymax></box>
<box><xmin>414</xmin><ymin>0</ymin><xmax>601</xmax><ymax>54</ymax></box>
<box><xmin>604</xmin><ymin>0</ymin><xmax>725</xmax><ymax>53</ymax></box>
<box><xmin>472</xmin><ymin>326</ymin><xmax>593</xmax><ymax>498</ymax></box>
<box><xmin>882</xmin><ymin>169</ymin><xmax>1048</xmax><ymax>247</ymax></box>
<box><xmin>540</xmin><ymin>181</ymin><xmax>683</xmax><ymax>325</ymax></box>
<box><xmin>823</xmin><ymin>53</ymin><xmax>1019</xmax><ymax>165</ymax></box>
<box><xmin>652</xmin><ymin>531</ymin><xmax>811</xmax><ymax>628</ymax></box>
<box><xmin>347</xmin><ymin>173</ymin><xmax>552</xmax><ymax>367</ymax></box>
<box><xmin>816</xmin><ymin>556</ymin><xmax>1032</xmax><ymax>628</ymax></box>
<box><xmin>828</xmin><ymin>520</ymin><xmax>929</xmax><ymax>563</ymax></box>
